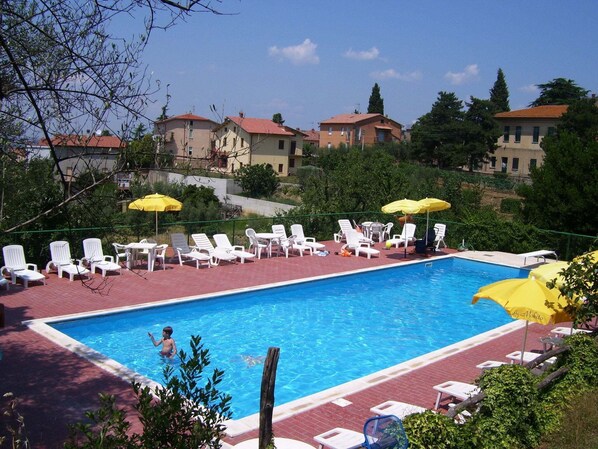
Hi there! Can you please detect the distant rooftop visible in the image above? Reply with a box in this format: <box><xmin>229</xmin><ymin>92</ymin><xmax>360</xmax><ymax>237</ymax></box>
<box><xmin>495</xmin><ymin>105</ymin><xmax>568</xmax><ymax>119</ymax></box>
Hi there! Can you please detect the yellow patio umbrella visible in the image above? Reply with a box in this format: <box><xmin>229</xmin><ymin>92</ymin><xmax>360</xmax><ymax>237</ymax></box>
<box><xmin>472</xmin><ymin>277</ymin><xmax>571</xmax><ymax>363</ymax></box>
<box><xmin>128</xmin><ymin>193</ymin><xmax>183</xmax><ymax>238</ymax></box>
<box><xmin>416</xmin><ymin>198</ymin><xmax>451</xmax><ymax>244</ymax></box>
<box><xmin>529</xmin><ymin>261</ymin><xmax>570</xmax><ymax>288</ymax></box>
<box><xmin>573</xmin><ymin>250</ymin><xmax>598</xmax><ymax>263</ymax></box>
<box><xmin>381</xmin><ymin>198</ymin><xmax>422</xmax><ymax>215</ymax></box>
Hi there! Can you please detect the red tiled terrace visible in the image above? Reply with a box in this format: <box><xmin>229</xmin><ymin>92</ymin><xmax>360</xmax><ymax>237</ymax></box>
<box><xmin>0</xmin><ymin>241</ymin><xmax>558</xmax><ymax>448</ymax></box>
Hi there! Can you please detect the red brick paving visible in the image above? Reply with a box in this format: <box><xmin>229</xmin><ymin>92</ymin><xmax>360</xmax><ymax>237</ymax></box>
<box><xmin>0</xmin><ymin>242</ymin><xmax>555</xmax><ymax>448</ymax></box>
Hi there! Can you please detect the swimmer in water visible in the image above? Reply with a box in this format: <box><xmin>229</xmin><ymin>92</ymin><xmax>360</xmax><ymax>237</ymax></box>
<box><xmin>148</xmin><ymin>326</ymin><xmax>177</xmax><ymax>359</ymax></box>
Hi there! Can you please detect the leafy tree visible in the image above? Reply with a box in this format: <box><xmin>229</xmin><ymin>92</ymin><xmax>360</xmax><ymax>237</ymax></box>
<box><xmin>463</xmin><ymin>97</ymin><xmax>500</xmax><ymax>171</ymax></box>
<box><xmin>272</xmin><ymin>113</ymin><xmax>285</xmax><ymax>125</ymax></box>
<box><xmin>122</xmin><ymin>135</ymin><xmax>157</xmax><ymax>170</ymax></box>
<box><xmin>519</xmin><ymin>99</ymin><xmax>598</xmax><ymax>234</ymax></box>
<box><xmin>367</xmin><ymin>83</ymin><xmax>384</xmax><ymax>114</ymax></box>
<box><xmin>489</xmin><ymin>68</ymin><xmax>510</xmax><ymax>112</ymax></box>
<box><xmin>547</xmin><ymin>250</ymin><xmax>598</xmax><ymax>328</ymax></box>
<box><xmin>411</xmin><ymin>92</ymin><xmax>467</xmax><ymax>169</ymax></box>
<box><xmin>65</xmin><ymin>335</ymin><xmax>232</xmax><ymax>449</ymax></box>
<box><xmin>0</xmin><ymin>0</ymin><xmax>223</xmax><ymax>232</ymax></box>
<box><xmin>234</xmin><ymin>164</ymin><xmax>280</xmax><ymax>198</ymax></box>
<box><xmin>529</xmin><ymin>78</ymin><xmax>589</xmax><ymax>107</ymax></box>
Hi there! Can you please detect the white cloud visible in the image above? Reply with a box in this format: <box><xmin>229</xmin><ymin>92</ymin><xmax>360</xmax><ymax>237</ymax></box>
<box><xmin>344</xmin><ymin>47</ymin><xmax>380</xmax><ymax>60</ymax></box>
<box><xmin>370</xmin><ymin>69</ymin><xmax>422</xmax><ymax>81</ymax></box>
<box><xmin>268</xmin><ymin>39</ymin><xmax>319</xmax><ymax>65</ymax></box>
<box><xmin>520</xmin><ymin>84</ymin><xmax>539</xmax><ymax>93</ymax></box>
<box><xmin>444</xmin><ymin>64</ymin><xmax>479</xmax><ymax>85</ymax></box>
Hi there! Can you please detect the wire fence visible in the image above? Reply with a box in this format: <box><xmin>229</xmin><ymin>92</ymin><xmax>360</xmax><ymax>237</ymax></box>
<box><xmin>2</xmin><ymin>211</ymin><xmax>595</xmax><ymax>267</ymax></box>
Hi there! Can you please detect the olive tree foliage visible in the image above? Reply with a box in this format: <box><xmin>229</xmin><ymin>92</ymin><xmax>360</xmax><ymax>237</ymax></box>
<box><xmin>0</xmin><ymin>0</ymin><xmax>225</xmax><ymax>232</ymax></box>
<box><xmin>547</xmin><ymin>250</ymin><xmax>598</xmax><ymax>328</ymax></box>
<box><xmin>234</xmin><ymin>164</ymin><xmax>280</xmax><ymax>198</ymax></box>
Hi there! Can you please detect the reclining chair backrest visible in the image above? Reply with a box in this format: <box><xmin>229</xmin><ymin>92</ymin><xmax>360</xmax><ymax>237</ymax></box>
<box><xmin>363</xmin><ymin>415</ymin><xmax>408</xmax><ymax>449</ymax></box>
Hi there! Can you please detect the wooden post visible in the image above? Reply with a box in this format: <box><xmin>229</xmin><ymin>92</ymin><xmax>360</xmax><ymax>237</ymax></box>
<box><xmin>259</xmin><ymin>347</ymin><xmax>280</xmax><ymax>449</ymax></box>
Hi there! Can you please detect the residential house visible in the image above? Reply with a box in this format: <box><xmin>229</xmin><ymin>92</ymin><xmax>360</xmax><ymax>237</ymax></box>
<box><xmin>318</xmin><ymin>113</ymin><xmax>403</xmax><ymax>149</ymax></box>
<box><xmin>154</xmin><ymin>113</ymin><xmax>218</xmax><ymax>168</ymax></box>
<box><xmin>477</xmin><ymin>105</ymin><xmax>568</xmax><ymax>178</ymax></box>
<box><xmin>39</xmin><ymin>134</ymin><xmax>124</xmax><ymax>182</ymax></box>
<box><xmin>211</xmin><ymin>115</ymin><xmax>305</xmax><ymax>176</ymax></box>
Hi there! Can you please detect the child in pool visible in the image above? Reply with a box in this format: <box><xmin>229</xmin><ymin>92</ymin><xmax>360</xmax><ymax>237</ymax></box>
<box><xmin>148</xmin><ymin>326</ymin><xmax>177</xmax><ymax>359</ymax></box>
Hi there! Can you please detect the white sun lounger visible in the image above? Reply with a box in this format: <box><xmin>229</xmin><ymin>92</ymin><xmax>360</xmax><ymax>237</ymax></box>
<box><xmin>518</xmin><ymin>250</ymin><xmax>558</xmax><ymax>265</ymax></box>
<box><xmin>476</xmin><ymin>360</ymin><xmax>508</xmax><ymax>371</ymax></box>
<box><xmin>505</xmin><ymin>351</ymin><xmax>557</xmax><ymax>366</ymax></box>
<box><xmin>314</xmin><ymin>428</ymin><xmax>364</xmax><ymax>449</ymax></box>
<box><xmin>550</xmin><ymin>326</ymin><xmax>592</xmax><ymax>337</ymax></box>
<box><xmin>369</xmin><ymin>400</ymin><xmax>427</xmax><ymax>419</ymax></box>
<box><xmin>433</xmin><ymin>381</ymin><xmax>480</xmax><ymax>409</ymax></box>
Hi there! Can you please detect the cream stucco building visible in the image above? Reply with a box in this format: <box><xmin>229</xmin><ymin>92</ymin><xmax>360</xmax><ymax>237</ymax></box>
<box><xmin>212</xmin><ymin>115</ymin><xmax>304</xmax><ymax>175</ymax></box>
<box><xmin>154</xmin><ymin>113</ymin><xmax>218</xmax><ymax>168</ymax></box>
<box><xmin>477</xmin><ymin>105</ymin><xmax>568</xmax><ymax>178</ymax></box>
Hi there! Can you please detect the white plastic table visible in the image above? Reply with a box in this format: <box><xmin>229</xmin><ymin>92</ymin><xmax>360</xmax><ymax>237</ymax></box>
<box><xmin>126</xmin><ymin>242</ymin><xmax>157</xmax><ymax>272</ymax></box>
<box><xmin>255</xmin><ymin>232</ymin><xmax>280</xmax><ymax>258</ymax></box>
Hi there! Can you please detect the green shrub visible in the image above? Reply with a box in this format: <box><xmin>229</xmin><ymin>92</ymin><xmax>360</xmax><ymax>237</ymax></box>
<box><xmin>402</xmin><ymin>411</ymin><xmax>461</xmax><ymax>449</ymax></box>
<box><xmin>499</xmin><ymin>198</ymin><xmax>522</xmax><ymax>214</ymax></box>
<box><xmin>469</xmin><ymin>364</ymin><xmax>541</xmax><ymax>448</ymax></box>
<box><xmin>65</xmin><ymin>335</ymin><xmax>231</xmax><ymax>449</ymax></box>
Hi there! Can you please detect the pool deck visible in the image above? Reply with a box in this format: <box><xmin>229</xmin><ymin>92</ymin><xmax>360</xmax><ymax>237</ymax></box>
<box><xmin>0</xmin><ymin>241</ymin><xmax>562</xmax><ymax>448</ymax></box>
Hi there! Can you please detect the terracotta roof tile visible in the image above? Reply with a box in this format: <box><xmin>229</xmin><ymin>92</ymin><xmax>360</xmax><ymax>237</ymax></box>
<box><xmin>39</xmin><ymin>134</ymin><xmax>124</xmax><ymax>148</ymax></box>
<box><xmin>320</xmin><ymin>113</ymin><xmax>381</xmax><ymax>125</ymax></box>
<box><xmin>157</xmin><ymin>113</ymin><xmax>214</xmax><ymax>123</ymax></box>
<box><xmin>495</xmin><ymin>105</ymin><xmax>568</xmax><ymax>119</ymax></box>
<box><xmin>227</xmin><ymin>116</ymin><xmax>296</xmax><ymax>136</ymax></box>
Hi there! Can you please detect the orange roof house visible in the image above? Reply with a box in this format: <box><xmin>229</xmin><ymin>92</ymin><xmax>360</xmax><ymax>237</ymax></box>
<box><xmin>318</xmin><ymin>113</ymin><xmax>402</xmax><ymax>149</ymax></box>
<box><xmin>211</xmin><ymin>115</ymin><xmax>305</xmax><ymax>176</ymax></box>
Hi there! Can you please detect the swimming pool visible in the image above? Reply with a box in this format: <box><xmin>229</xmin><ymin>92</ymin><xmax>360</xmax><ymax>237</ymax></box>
<box><xmin>48</xmin><ymin>257</ymin><xmax>526</xmax><ymax>419</ymax></box>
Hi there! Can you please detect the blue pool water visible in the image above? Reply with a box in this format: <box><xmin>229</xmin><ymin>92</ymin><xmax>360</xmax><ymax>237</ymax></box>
<box><xmin>52</xmin><ymin>258</ymin><xmax>527</xmax><ymax>418</ymax></box>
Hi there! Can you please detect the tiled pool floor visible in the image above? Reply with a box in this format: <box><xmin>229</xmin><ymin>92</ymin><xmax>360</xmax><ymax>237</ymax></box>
<box><xmin>0</xmin><ymin>242</ymin><xmax>557</xmax><ymax>448</ymax></box>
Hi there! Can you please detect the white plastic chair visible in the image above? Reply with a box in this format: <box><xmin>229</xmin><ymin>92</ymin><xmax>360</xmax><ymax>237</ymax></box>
<box><xmin>245</xmin><ymin>228</ymin><xmax>270</xmax><ymax>259</ymax></box>
<box><xmin>82</xmin><ymin>238</ymin><xmax>121</xmax><ymax>277</ymax></box>
<box><xmin>169</xmin><ymin>233</ymin><xmax>211</xmax><ymax>269</ymax></box>
<box><xmin>290</xmin><ymin>224</ymin><xmax>325</xmax><ymax>252</ymax></box>
<box><xmin>213</xmin><ymin>234</ymin><xmax>256</xmax><ymax>264</ymax></box>
<box><xmin>344</xmin><ymin>229</ymin><xmax>380</xmax><ymax>259</ymax></box>
<box><xmin>433</xmin><ymin>223</ymin><xmax>447</xmax><ymax>250</ymax></box>
<box><xmin>381</xmin><ymin>222</ymin><xmax>394</xmax><ymax>241</ymax></box>
<box><xmin>1</xmin><ymin>245</ymin><xmax>46</xmax><ymax>288</ymax></box>
<box><xmin>191</xmin><ymin>233</ymin><xmax>237</xmax><ymax>266</ymax></box>
<box><xmin>154</xmin><ymin>244</ymin><xmax>169</xmax><ymax>270</ymax></box>
<box><xmin>46</xmin><ymin>241</ymin><xmax>91</xmax><ymax>281</ymax></box>
<box><xmin>112</xmin><ymin>243</ymin><xmax>128</xmax><ymax>266</ymax></box>
<box><xmin>271</xmin><ymin>224</ymin><xmax>313</xmax><ymax>257</ymax></box>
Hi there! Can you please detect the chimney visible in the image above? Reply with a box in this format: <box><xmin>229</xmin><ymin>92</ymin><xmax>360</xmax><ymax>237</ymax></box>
<box><xmin>239</xmin><ymin>111</ymin><xmax>244</xmax><ymax>118</ymax></box>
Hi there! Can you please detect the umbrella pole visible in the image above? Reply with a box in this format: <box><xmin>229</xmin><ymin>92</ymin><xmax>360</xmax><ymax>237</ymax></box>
<box><xmin>521</xmin><ymin>320</ymin><xmax>529</xmax><ymax>364</ymax></box>
<box><xmin>155</xmin><ymin>211</ymin><xmax>158</xmax><ymax>238</ymax></box>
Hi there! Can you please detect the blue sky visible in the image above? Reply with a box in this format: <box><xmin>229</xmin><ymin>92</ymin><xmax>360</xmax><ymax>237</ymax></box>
<box><xmin>135</xmin><ymin>0</ymin><xmax>597</xmax><ymax>130</ymax></box>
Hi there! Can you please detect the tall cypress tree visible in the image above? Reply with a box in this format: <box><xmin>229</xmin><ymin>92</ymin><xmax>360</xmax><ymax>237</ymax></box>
<box><xmin>367</xmin><ymin>83</ymin><xmax>384</xmax><ymax>114</ymax></box>
<box><xmin>489</xmin><ymin>68</ymin><xmax>510</xmax><ymax>112</ymax></box>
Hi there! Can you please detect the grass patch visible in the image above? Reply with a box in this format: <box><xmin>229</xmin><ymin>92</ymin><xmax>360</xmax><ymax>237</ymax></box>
<box><xmin>538</xmin><ymin>388</ymin><xmax>598</xmax><ymax>449</ymax></box>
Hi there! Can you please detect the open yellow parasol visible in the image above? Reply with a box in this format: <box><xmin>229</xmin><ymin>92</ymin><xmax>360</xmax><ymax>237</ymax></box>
<box><xmin>416</xmin><ymin>198</ymin><xmax>451</xmax><ymax>245</ymax></box>
<box><xmin>381</xmin><ymin>198</ymin><xmax>422</xmax><ymax>215</ymax></box>
<box><xmin>128</xmin><ymin>193</ymin><xmax>183</xmax><ymax>237</ymax></box>
<box><xmin>473</xmin><ymin>277</ymin><xmax>571</xmax><ymax>363</ymax></box>
<box><xmin>529</xmin><ymin>261</ymin><xmax>570</xmax><ymax>288</ymax></box>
